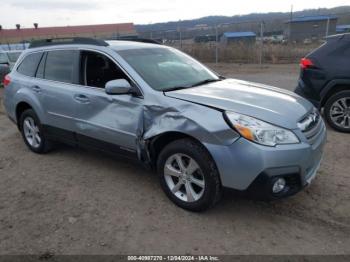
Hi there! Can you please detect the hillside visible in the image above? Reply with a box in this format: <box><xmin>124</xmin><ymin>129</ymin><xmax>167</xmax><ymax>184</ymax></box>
<box><xmin>136</xmin><ymin>6</ymin><xmax>350</xmax><ymax>33</ymax></box>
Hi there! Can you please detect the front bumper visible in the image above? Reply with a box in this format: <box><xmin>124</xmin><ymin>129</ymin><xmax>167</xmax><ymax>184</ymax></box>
<box><xmin>205</xmin><ymin>119</ymin><xmax>326</xmax><ymax>199</ymax></box>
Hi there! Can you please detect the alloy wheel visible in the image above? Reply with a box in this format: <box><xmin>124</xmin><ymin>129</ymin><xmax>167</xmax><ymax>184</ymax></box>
<box><xmin>330</xmin><ymin>97</ymin><xmax>350</xmax><ymax>129</ymax></box>
<box><xmin>163</xmin><ymin>153</ymin><xmax>205</xmax><ymax>202</ymax></box>
<box><xmin>23</xmin><ymin>116</ymin><xmax>42</xmax><ymax>148</ymax></box>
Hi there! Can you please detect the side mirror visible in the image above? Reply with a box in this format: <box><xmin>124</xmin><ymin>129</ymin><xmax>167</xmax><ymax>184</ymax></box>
<box><xmin>105</xmin><ymin>79</ymin><xmax>133</xmax><ymax>95</ymax></box>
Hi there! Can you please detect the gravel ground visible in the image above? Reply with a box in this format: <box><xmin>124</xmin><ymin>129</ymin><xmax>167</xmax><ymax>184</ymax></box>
<box><xmin>0</xmin><ymin>64</ymin><xmax>349</xmax><ymax>255</ymax></box>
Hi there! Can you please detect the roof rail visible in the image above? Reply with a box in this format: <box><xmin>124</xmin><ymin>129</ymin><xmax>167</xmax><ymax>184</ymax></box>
<box><xmin>28</xmin><ymin>37</ymin><xmax>109</xmax><ymax>49</ymax></box>
<box><xmin>125</xmin><ymin>38</ymin><xmax>162</xmax><ymax>44</ymax></box>
<box><xmin>107</xmin><ymin>37</ymin><xmax>162</xmax><ymax>45</ymax></box>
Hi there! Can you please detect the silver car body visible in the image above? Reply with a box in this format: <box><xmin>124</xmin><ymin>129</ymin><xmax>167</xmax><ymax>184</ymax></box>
<box><xmin>3</xmin><ymin>41</ymin><xmax>326</xmax><ymax>191</ymax></box>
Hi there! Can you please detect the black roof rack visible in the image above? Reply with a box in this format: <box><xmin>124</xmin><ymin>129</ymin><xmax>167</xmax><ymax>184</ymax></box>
<box><xmin>130</xmin><ymin>38</ymin><xmax>162</xmax><ymax>44</ymax></box>
<box><xmin>28</xmin><ymin>37</ymin><xmax>109</xmax><ymax>49</ymax></box>
<box><xmin>106</xmin><ymin>37</ymin><xmax>162</xmax><ymax>45</ymax></box>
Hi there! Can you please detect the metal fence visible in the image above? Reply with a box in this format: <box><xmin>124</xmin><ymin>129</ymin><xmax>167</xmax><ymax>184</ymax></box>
<box><xmin>0</xmin><ymin>43</ymin><xmax>29</xmax><ymax>51</ymax></box>
<box><xmin>137</xmin><ymin>12</ymin><xmax>350</xmax><ymax>65</ymax></box>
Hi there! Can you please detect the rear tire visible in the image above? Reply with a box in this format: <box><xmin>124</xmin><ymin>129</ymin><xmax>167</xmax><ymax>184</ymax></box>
<box><xmin>324</xmin><ymin>91</ymin><xmax>350</xmax><ymax>133</ymax></box>
<box><xmin>19</xmin><ymin>109</ymin><xmax>53</xmax><ymax>153</ymax></box>
<box><xmin>157</xmin><ymin>138</ymin><xmax>222</xmax><ymax>212</ymax></box>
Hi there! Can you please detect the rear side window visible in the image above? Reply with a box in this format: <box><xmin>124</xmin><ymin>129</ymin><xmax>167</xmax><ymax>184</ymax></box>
<box><xmin>45</xmin><ymin>50</ymin><xmax>75</xmax><ymax>84</ymax></box>
<box><xmin>17</xmin><ymin>52</ymin><xmax>43</xmax><ymax>77</ymax></box>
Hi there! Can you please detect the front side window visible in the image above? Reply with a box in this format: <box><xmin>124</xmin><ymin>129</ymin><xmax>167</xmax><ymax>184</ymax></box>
<box><xmin>17</xmin><ymin>52</ymin><xmax>43</xmax><ymax>77</ymax></box>
<box><xmin>45</xmin><ymin>50</ymin><xmax>76</xmax><ymax>84</ymax></box>
<box><xmin>80</xmin><ymin>51</ymin><xmax>128</xmax><ymax>88</ymax></box>
<box><xmin>117</xmin><ymin>47</ymin><xmax>218</xmax><ymax>91</ymax></box>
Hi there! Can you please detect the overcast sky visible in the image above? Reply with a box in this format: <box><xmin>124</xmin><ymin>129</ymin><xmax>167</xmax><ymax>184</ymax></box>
<box><xmin>1</xmin><ymin>0</ymin><xmax>349</xmax><ymax>29</ymax></box>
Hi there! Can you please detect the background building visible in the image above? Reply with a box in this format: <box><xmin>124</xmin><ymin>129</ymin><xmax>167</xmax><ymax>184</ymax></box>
<box><xmin>336</xmin><ymin>24</ymin><xmax>350</xmax><ymax>33</ymax></box>
<box><xmin>194</xmin><ymin>34</ymin><xmax>217</xmax><ymax>43</ymax></box>
<box><xmin>220</xmin><ymin>31</ymin><xmax>256</xmax><ymax>45</ymax></box>
<box><xmin>0</xmin><ymin>23</ymin><xmax>137</xmax><ymax>44</ymax></box>
<box><xmin>284</xmin><ymin>15</ymin><xmax>338</xmax><ymax>42</ymax></box>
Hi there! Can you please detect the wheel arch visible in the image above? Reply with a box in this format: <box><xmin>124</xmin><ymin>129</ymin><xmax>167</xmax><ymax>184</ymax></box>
<box><xmin>13</xmin><ymin>88</ymin><xmax>46</xmax><ymax>127</ymax></box>
<box><xmin>320</xmin><ymin>80</ymin><xmax>350</xmax><ymax>107</ymax></box>
<box><xmin>16</xmin><ymin>101</ymin><xmax>33</xmax><ymax>126</ymax></box>
<box><xmin>147</xmin><ymin>131</ymin><xmax>217</xmax><ymax>169</ymax></box>
<box><xmin>15</xmin><ymin>99</ymin><xmax>46</xmax><ymax>131</ymax></box>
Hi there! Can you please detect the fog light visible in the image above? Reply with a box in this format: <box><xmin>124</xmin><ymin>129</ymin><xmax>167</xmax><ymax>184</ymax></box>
<box><xmin>272</xmin><ymin>178</ymin><xmax>286</xmax><ymax>194</ymax></box>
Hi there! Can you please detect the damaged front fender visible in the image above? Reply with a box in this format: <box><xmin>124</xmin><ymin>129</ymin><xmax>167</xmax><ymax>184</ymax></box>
<box><xmin>136</xmin><ymin>97</ymin><xmax>240</xmax><ymax>165</ymax></box>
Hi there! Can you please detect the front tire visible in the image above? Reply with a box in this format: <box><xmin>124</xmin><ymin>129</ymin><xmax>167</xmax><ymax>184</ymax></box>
<box><xmin>324</xmin><ymin>91</ymin><xmax>350</xmax><ymax>133</ymax></box>
<box><xmin>19</xmin><ymin>109</ymin><xmax>53</xmax><ymax>153</ymax></box>
<box><xmin>157</xmin><ymin>138</ymin><xmax>222</xmax><ymax>212</ymax></box>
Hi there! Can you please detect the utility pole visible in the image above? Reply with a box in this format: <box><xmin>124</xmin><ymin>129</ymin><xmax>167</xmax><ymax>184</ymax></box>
<box><xmin>259</xmin><ymin>21</ymin><xmax>264</xmax><ymax>67</ymax></box>
<box><xmin>148</xmin><ymin>21</ymin><xmax>153</xmax><ymax>40</ymax></box>
<box><xmin>326</xmin><ymin>17</ymin><xmax>330</xmax><ymax>38</ymax></box>
<box><xmin>179</xmin><ymin>29</ymin><xmax>182</xmax><ymax>49</ymax></box>
<box><xmin>215</xmin><ymin>24</ymin><xmax>219</xmax><ymax>64</ymax></box>
<box><xmin>289</xmin><ymin>5</ymin><xmax>293</xmax><ymax>41</ymax></box>
<box><xmin>178</xmin><ymin>20</ymin><xmax>182</xmax><ymax>49</ymax></box>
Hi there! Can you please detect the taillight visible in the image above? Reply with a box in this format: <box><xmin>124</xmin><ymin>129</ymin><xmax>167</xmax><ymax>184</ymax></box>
<box><xmin>3</xmin><ymin>74</ymin><xmax>11</xmax><ymax>87</ymax></box>
<box><xmin>300</xmin><ymin>58</ymin><xmax>314</xmax><ymax>69</ymax></box>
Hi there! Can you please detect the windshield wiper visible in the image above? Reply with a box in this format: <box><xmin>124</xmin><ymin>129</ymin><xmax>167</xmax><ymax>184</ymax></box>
<box><xmin>163</xmin><ymin>85</ymin><xmax>191</xmax><ymax>92</ymax></box>
<box><xmin>163</xmin><ymin>78</ymin><xmax>223</xmax><ymax>92</ymax></box>
<box><xmin>190</xmin><ymin>78</ymin><xmax>222</xmax><ymax>87</ymax></box>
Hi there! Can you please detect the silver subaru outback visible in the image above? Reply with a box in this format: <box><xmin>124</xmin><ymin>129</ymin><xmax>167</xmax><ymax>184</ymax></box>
<box><xmin>3</xmin><ymin>38</ymin><xmax>326</xmax><ymax>211</ymax></box>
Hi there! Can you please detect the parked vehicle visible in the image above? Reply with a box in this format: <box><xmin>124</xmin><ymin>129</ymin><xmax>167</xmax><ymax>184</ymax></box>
<box><xmin>3</xmin><ymin>38</ymin><xmax>326</xmax><ymax>211</ymax></box>
<box><xmin>295</xmin><ymin>33</ymin><xmax>350</xmax><ymax>132</ymax></box>
<box><xmin>0</xmin><ymin>50</ymin><xmax>22</xmax><ymax>85</ymax></box>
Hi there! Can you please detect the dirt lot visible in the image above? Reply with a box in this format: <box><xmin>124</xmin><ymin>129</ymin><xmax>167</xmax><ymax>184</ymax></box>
<box><xmin>0</xmin><ymin>64</ymin><xmax>349</xmax><ymax>255</ymax></box>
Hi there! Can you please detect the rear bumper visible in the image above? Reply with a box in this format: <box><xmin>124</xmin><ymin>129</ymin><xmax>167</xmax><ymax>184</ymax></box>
<box><xmin>205</xmin><ymin>119</ymin><xmax>326</xmax><ymax>199</ymax></box>
<box><xmin>2</xmin><ymin>86</ymin><xmax>17</xmax><ymax>123</ymax></box>
<box><xmin>295</xmin><ymin>79</ymin><xmax>320</xmax><ymax>108</ymax></box>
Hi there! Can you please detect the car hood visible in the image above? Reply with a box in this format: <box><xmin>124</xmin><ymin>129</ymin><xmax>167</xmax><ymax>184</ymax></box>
<box><xmin>165</xmin><ymin>79</ymin><xmax>313</xmax><ymax>129</ymax></box>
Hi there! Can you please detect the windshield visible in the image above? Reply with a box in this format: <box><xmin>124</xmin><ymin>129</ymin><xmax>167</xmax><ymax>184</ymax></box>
<box><xmin>118</xmin><ymin>47</ymin><xmax>219</xmax><ymax>91</ymax></box>
<box><xmin>7</xmin><ymin>52</ymin><xmax>21</xmax><ymax>62</ymax></box>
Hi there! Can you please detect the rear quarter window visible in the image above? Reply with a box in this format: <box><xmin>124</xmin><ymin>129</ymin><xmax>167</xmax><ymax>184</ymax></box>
<box><xmin>17</xmin><ymin>52</ymin><xmax>43</xmax><ymax>77</ymax></box>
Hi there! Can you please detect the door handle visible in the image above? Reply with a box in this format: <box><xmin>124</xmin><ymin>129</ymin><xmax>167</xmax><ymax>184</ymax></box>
<box><xmin>74</xmin><ymin>94</ymin><xmax>90</xmax><ymax>104</ymax></box>
<box><xmin>32</xmin><ymin>85</ymin><xmax>41</xmax><ymax>93</ymax></box>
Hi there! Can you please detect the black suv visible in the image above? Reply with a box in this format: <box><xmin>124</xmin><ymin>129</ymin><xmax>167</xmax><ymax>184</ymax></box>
<box><xmin>295</xmin><ymin>33</ymin><xmax>350</xmax><ymax>132</ymax></box>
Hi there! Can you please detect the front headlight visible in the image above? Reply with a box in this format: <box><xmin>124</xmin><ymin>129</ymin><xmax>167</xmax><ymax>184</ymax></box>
<box><xmin>225</xmin><ymin>111</ymin><xmax>299</xmax><ymax>147</ymax></box>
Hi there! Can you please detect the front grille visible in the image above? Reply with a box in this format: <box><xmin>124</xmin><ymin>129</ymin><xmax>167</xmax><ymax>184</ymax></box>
<box><xmin>298</xmin><ymin>110</ymin><xmax>324</xmax><ymax>145</ymax></box>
